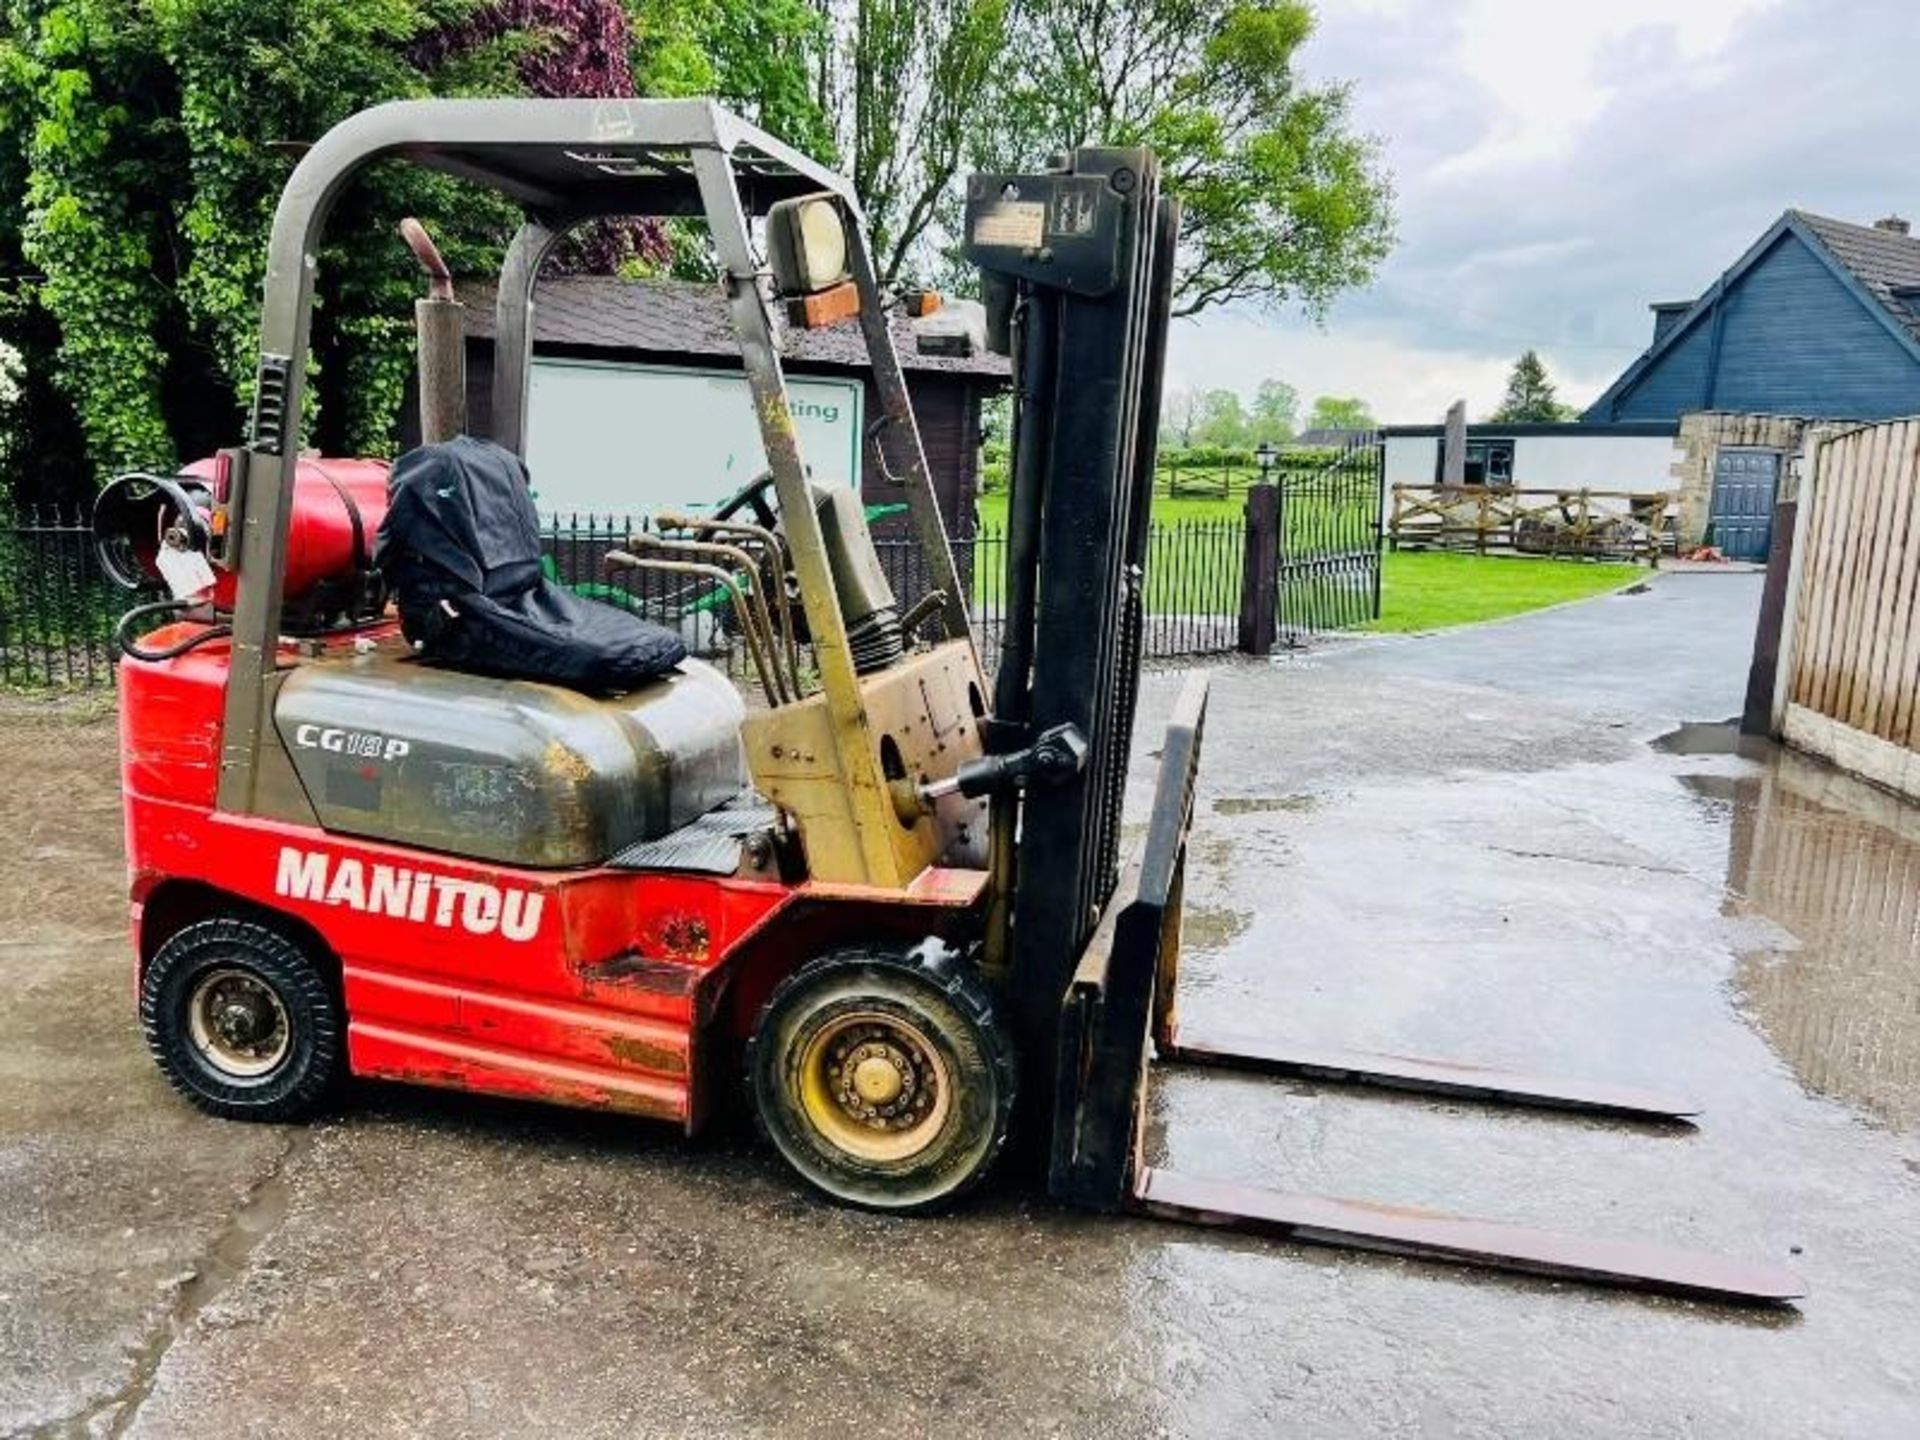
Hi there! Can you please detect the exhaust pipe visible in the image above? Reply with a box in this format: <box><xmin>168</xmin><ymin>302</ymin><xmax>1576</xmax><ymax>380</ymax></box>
<box><xmin>401</xmin><ymin>218</ymin><xmax>466</xmax><ymax>444</ymax></box>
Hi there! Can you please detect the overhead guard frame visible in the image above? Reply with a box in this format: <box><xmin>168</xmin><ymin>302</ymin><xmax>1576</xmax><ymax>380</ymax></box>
<box><xmin>216</xmin><ymin>99</ymin><xmax>972</xmax><ymax>821</ymax></box>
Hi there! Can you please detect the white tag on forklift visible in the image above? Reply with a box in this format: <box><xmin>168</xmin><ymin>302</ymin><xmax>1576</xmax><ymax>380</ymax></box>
<box><xmin>972</xmin><ymin>201</ymin><xmax>1046</xmax><ymax>249</ymax></box>
<box><xmin>156</xmin><ymin>543</ymin><xmax>217</xmax><ymax>600</ymax></box>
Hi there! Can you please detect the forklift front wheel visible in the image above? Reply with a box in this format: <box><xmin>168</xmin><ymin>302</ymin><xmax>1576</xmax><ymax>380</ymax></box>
<box><xmin>140</xmin><ymin>916</ymin><xmax>343</xmax><ymax>1121</ymax></box>
<box><xmin>748</xmin><ymin>945</ymin><xmax>1015</xmax><ymax>1213</ymax></box>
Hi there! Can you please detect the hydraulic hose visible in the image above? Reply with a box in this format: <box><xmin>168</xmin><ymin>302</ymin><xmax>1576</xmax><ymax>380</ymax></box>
<box><xmin>114</xmin><ymin>600</ymin><xmax>232</xmax><ymax>662</ymax></box>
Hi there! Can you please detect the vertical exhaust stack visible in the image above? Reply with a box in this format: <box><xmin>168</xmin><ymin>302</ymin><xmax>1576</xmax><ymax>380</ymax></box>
<box><xmin>400</xmin><ymin>218</ymin><xmax>466</xmax><ymax>444</ymax></box>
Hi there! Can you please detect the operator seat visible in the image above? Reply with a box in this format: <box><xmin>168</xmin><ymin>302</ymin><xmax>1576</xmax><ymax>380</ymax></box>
<box><xmin>373</xmin><ymin>435</ymin><xmax>687</xmax><ymax>692</ymax></box>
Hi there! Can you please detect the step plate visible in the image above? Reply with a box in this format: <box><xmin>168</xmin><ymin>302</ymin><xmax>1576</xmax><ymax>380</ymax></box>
<box><xmin>1161</xmin><ymin>1029</ymin><xmax>1699</xmax><ymax>1121</ymax></box>
<box><xmin>1134</xmin><ymin>1167</ymin><xmax>1804</xmax><ymax>1305</ymax></box>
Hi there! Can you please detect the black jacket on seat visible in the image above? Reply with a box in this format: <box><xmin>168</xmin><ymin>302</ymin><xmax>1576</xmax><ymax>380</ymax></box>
<box><xmin>373</xmin><ymin>436</ymin><xmax>687</xmax><ymax>692</ymax></box>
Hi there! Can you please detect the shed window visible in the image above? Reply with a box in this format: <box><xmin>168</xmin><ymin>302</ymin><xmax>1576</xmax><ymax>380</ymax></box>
<box><xmin>1437</xmin><ymin>438</ymin><xmax>1515</xmax><ymax>486</ymax></box>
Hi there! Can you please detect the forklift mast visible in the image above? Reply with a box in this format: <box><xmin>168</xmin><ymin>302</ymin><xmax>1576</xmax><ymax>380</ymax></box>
<box><xmin>962</xmin><ymin>151</ymin><xmax>1178</xmax><ymax>1093</ymax></box>
<box><xmin>960</xmin><ymin>150</ymin><xmax>1802</xmax><ymax>1304</ymax></box>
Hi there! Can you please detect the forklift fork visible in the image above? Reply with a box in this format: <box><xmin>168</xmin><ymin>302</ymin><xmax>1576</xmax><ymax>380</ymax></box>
<box><xmin>1050</xmin><ymin>673</ymin><xmax>1804</xmax><ymax>1306</ymax></box>
<box><xmin>1155</xmin><ymin>1033</ymin><xmax>1699</xmax><ymax>1123</ymax></box>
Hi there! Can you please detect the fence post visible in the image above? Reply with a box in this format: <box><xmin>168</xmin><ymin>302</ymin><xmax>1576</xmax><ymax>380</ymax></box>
<box><xmin>1748</xmin><ymin>428</ymin><xmax>1826</xmax><ymax>738</ymax></box>
<box><xmin>1237</xmin><ymin>482</ymin><xmax>1279</xmax><ymax>656</ymax></box>
<box><xmin>1741</xmin><ymin>498</ymin><xmax>1800</xmax><ymax>737</ymax></box>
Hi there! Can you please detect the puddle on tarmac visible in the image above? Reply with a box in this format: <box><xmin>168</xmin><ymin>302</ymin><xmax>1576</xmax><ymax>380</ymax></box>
<box><xmin>1180</xmin><ymin>903</ymin><xmax>1251</xmax><ymax>952</ymax></box>
<box><xmin>1212</xmin><ymin>794</ymin><xmax>1320</xmax><ymax>816</ymax></box>
<box><xmin>1674</xmin><ymin>731</ymin><xmax>1920</xmax><ymax>1131</ymax></box>
<box><xmin>1651</xmin><ymin>718</ymin><xmax>1775</xmax><ymax>759</ymax></box>
<box><xmin>1191</xmin><ymin>833</ymin><xmax>1240</xmax><ymax>872</ymax></box>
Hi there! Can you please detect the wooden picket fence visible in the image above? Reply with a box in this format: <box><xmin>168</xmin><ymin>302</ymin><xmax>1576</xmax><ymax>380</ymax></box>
<box><xmin>1781</xmin><ymin>419</ymin><xmax>1920</xmax><ymax>797</ymax></box>
<box><xmin>1388</xmin><ymin>484</ymin><xmax>1668</xmax><ymax>564</ymax></box>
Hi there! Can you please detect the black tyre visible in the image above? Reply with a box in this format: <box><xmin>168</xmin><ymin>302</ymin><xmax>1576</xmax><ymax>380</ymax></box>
<box><xmin>746</xmin><ymin>940</ymin><xmax>1016</xmax><ymax>1213</ymax></box>
<box><xmin>139</xmin><ymin>916</ymin><xmax>343</xmax><ymax>1121</ymax></box>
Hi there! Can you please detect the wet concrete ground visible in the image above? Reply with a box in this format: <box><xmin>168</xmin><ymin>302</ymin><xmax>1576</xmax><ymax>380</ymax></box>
<box><xmin>6</xmin><ymin>574</ymin><xmax>1920</xmax><ymax>1437</ymax></box>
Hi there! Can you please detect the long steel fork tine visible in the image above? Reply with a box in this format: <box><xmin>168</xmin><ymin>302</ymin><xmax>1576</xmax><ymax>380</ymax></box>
<box><xmin>1134</xmin><ymin>1168</ymin><xmax>1804</xmax><ymax>1305</ymax></box>
<box><xmin>1159</xmin><ymin>1028</ymin><xmax>1699</xmax><ymax>1121</ymax></box>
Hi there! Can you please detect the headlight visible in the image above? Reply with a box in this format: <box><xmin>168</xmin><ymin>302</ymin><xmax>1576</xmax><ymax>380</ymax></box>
<box><xmin>768</xmin><ymin>194</ymin><xmax>851</xmax><ymax>295</ymax></box>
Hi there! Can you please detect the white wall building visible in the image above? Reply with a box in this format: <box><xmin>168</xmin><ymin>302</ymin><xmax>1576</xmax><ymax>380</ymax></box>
<box><xmin>1381</xmin><ymin>422</ymin><xmax>1682</xmax><ymax>497</ymax></box>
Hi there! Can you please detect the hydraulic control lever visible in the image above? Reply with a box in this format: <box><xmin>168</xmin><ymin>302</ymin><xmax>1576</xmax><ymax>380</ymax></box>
<box><xmin>920</xmin><ymin>723</ymin><xmax>1087</xmax><ymax>803</ymax></box>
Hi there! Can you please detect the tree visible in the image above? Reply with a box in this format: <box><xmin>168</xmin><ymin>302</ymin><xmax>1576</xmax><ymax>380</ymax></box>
<box><xmin>0</xmin><ymin>1</ymin><xmax>835</xmax><ymax>494</ymax></box>
<box><xmin>0</xmin><ymin>0</ymin><xmax>525</xmax><ymax>485</ymax></box>
<box><xmin>5</xmin><ymin>0</ymin><xmax>183</xmax><ymax>480</ymax></box>
<box><xmin>1304</xmin><ymin>395</ymin><xmax>1374</xmax><ymax>433</ymax></box>
<box><xmin>1160</xmin><ymin>386</ymin><xmax>1206</xmax><ymax>448</ymax></box>
<box><xmin>1192</xmin><ymin>387</ymin><xmax>1249</xmax><ymax>448</ymax></box>
<box><xmin>1490</xmin><ymin>349</ymin><xmax>1577</xmax><ymax>423</ymax></box>
<box><xmin>630</xmin><ymin>0</ymin><xmax>831</xmax><ymax>160</ymax></box>
<box><xmin>1249</xmin><ymin>377</ymin><xmax>1297</xmax><ymax>442</ymax></box>
<box><xmin>813</xmin><ymin>0</ymin><xmax>1011</xmax><ymax>287</ymax></box>
<box><xmin>972</xmin><ymin>0</ymin><xmax>1393</xmax><ymax>317</ymax></box>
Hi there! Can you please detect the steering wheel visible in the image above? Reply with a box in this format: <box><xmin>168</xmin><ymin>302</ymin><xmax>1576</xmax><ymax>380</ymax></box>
<box><xmin>711</xmin><ymin>469</ymin><xmax>781</xmax><ymax>533</ymax></box>
<box><xmin>688</xmin><ymin>468</ymin><xmax>815</xmax><ymax>644</ymax></box>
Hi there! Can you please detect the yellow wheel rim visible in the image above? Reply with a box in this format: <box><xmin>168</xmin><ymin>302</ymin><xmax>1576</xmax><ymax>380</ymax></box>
<box><xmin>796</xmin><ymin>1011</ymin><xmax>952</xmax><ymax>1164</ymax></box>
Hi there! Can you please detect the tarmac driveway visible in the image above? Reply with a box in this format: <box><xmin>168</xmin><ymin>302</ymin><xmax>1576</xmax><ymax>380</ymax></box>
<box><xmin>1322</xmin><ymin>567</ymin><xmax>1767</xmax><ymax>721</ymax></box>
<box><xmin>7</xmin><ymin>572</ymin><xmax>1920</xmax><ymax>1438</ymax></box>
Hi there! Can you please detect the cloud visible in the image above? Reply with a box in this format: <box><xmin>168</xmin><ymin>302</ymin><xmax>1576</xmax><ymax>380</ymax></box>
<box><xmin>1174</xmin><ymin>0</ymin><xmax>1920</xmax><ymax>423</ymax></box>
<box><xmin>1165</xmin><ymin>318</ymin><xmax>1537</xmax><ymax>429</ymax></box>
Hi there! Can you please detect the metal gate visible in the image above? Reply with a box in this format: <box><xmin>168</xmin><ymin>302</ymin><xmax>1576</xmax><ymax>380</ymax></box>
<box><xmin>1276</xmin><ymin>434</ymin><xmax>1385</xmax><ymax>638</ymax></box>
<box><xmin>1708</xmin><ymin>447</ymin><xmax>1781</xmax><ymax>561</ymax></box>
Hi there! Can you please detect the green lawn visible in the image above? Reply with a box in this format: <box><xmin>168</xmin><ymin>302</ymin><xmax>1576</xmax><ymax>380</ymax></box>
<box><xmin>1368</xmin><ymin>552</ymin><xmax>1639</xmax><ymax>632</ymax></box>
<box><xmin>968</xmin><ymin>490</ymin><xmax>1641</xmax><ymax>631</ymax></box>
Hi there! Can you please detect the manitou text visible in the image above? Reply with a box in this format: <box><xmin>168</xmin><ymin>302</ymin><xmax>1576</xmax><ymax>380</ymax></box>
<box><xmin>273</xmin><ymin>846</ymin><xmax>545</xmax><ymax>940</ymax></box>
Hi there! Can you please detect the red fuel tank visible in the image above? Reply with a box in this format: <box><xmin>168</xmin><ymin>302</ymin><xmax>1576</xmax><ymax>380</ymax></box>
<box><xmin>96</xmin><ymin>456</ymin><xmax>392</xmax><ymax>610</ymax></box>
<box><xmin>182</xmin><ymin>456</ymin><xmax>392</xmax><ymax>609</ymax></box>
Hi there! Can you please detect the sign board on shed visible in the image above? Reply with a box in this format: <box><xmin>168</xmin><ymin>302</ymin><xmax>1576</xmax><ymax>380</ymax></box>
<box><xmin>524</xmin><ymin>358</ymin><xmax>864</xmax><ymax>517</ymax></box>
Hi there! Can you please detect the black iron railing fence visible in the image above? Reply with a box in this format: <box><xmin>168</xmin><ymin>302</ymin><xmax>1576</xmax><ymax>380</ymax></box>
<box><xmin>0</xmin><ymin>507</ymin><xmax>123</xmax><ymax>689</ymax></box>
<box><xmin>2</xmin><ymin>457</ymin><xmax>1384</xmax><ymax>691</ymax></box>
<box><xmin>541</xmin><ymin>516</ymin><xmax>1246</xmax><ymax>681</ymax></box>
<box><xmin>1275</xmin><ymin>437</ymin><xmax>1385</xmax><ymax>639</ymax></box>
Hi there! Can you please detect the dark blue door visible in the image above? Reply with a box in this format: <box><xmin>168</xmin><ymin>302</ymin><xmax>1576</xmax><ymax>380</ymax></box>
<box><xmin>1708</xmin><ymin>448</ymin><xmax>1780</xmax><ymax>562</ymax></box>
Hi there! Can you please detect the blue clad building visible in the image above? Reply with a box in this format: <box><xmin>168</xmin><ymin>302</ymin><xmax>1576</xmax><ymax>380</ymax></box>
<box><xmin>1585</xmin><ymin>211</ymin><xmax>1920</xmax><ymax>424</ymax></box>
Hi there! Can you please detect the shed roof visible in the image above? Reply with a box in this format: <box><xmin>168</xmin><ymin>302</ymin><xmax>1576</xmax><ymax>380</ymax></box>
<box><xmin>460</xmin><ymin>275</ymin><xmax>1010</xmax><ymax>380</ymax></box>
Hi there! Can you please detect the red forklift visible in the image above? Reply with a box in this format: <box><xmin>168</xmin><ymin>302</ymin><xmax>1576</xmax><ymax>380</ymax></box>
<box><xmin>97</xmin><ymin>99</ymin><xmax>1800</xmax><ymax>1304</ymax></box>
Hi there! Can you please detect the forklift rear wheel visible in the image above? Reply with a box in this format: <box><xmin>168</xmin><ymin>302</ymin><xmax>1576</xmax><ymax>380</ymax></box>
<box><xmin>748</xmin><ymin>944</ymin><xmax>1015</xmax><ymax>1213</ymax></box>
<box><xmin>141</xmin><ymin>916</ymin><xmax>343</xmax><ymax>1121</ymax></box>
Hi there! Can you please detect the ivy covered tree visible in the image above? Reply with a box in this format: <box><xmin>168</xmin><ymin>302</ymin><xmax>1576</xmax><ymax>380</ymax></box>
<box><xmin>0</xmin><ymin>0</ymin><xmax>833</xmax><ymax>499</ymax></box>
<box><xmin>0</xmin><ymin>1</ymin><xmax>511</xmax><ymax>488</ymax></box>
<box><xmin>3</xmin><ymin>1</ymin><xmax>184</xmax><ymax>480</ymax></box>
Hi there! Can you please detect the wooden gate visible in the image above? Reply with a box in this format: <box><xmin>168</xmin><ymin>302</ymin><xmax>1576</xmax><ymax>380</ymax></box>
<box><xmin>1779</xmin><ymin>420</ymin><xmax>1920</xmax><ymax>797</ymax></box>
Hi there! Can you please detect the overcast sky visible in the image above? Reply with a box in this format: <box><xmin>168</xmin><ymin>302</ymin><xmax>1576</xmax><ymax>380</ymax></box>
<box><xmin>1166</xmin><ymin>0</ymin><xmax>1920</xmax><ymax>425</ymax></box>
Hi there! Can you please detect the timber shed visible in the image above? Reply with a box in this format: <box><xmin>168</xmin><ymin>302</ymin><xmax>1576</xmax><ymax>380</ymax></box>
<box><xmin>406</xmin><ymin>276</ymin><xmax>1009</xmax><ymax>537</ymax></box>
